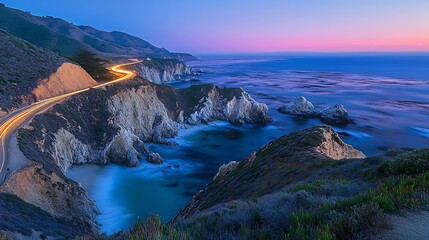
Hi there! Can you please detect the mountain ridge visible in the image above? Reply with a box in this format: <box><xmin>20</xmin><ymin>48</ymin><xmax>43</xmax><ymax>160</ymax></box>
<box><xmin>0</xmin><ymin>4</ymin><xmax>196</xmax><ymax>61</ymax></box>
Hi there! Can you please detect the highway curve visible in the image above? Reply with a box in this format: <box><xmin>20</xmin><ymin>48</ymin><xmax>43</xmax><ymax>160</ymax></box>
<box><xmin>0</xmin><ymin>60</ymin><xmax>142</xmax><ymax>183</ymax></box>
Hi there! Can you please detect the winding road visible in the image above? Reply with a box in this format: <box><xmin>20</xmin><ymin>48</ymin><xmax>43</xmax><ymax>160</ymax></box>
<box><xmin>0</xmin><ymin>60</ymin><xmax>142</xmax><ymax>183</ymax></box>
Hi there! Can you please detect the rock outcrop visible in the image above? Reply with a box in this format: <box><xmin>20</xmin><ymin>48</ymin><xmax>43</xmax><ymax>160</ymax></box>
<box><xmin>187</xmin><ymin>87</ymin><xmax>271</xmax><ymax>125</ymax></box>
<box><xmin>131</xmin><ymin>59</ymin><xmax>192</xmax><ymax>84</ymax></box>
<box><xmin>213</xmin><ymin>161</ymin><xmax>239</xmax><ymax>180</ymax></box>
<box><xmin>177</xmin><ymin>126</ymin><xmax>365</xmax><ymax>219</ymax></box>
<box><xmin>0</xmin><ymin>163</ymin><xmax>98</xmax><ymax>234</ymax></box>
<box><xmin>278</xmin><ymin>96</ymin><xmax>353</xmax><ymax>125</ymax></box>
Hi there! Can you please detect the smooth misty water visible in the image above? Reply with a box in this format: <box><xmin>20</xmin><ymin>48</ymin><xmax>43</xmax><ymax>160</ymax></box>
<box><xmin>68</xmin><ymin>55</ymin><xmax>429</xmax><ymax>234</ymax></box>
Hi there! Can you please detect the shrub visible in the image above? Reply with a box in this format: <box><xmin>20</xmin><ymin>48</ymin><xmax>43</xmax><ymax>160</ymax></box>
<box><xmin>70</xmin><ymin>50</ymin><xmax>114</xmax><ymax>81</ymax></box>
<box><xmin>380</xmin><ymin>148</ymin><xmax>429</xmax><ymax>175</ymax></box>
<box><xmin>330</xmin><ymin>202</ymin><xmax>387</xmax><ymax>240</ymax></box>
<box><xmin>0</xmin><ymin>232</ymin><xmax>11</xmax><ymax>240</ymax></box>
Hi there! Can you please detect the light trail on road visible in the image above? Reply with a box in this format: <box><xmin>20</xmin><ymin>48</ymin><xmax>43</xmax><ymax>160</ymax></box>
<box><xmin>0</xmin><ymin>60</ymin><xmax>142</xmax><ymax>183</ymax></box>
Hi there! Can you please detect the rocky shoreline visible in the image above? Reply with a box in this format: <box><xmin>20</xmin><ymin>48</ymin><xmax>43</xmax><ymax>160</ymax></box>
<box><xmin>130</xmin><ymin>58</ymin><xmax>194</xmax><ymax>84</ymax></box>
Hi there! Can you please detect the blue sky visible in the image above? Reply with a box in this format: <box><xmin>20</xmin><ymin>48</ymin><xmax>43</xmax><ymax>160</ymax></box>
<box><xmin>2</xmin><ymin>0</ymin><xmax>429</xmax><ymax>54</ymax></box>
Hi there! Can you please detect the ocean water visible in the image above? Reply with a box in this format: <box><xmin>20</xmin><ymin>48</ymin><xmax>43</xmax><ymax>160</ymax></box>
<box><xmin>68</xmin><ymin>55</ymin><xmax>429</xmax><ymax>234</ymax></box>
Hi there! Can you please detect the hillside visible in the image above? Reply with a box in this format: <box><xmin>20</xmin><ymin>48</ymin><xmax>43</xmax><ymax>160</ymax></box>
<box><xmin>169</xmin><ymin>127</ymin><xmax>429</xmax><ymax>239</ymax></box>
<box><xmin>83</xmin><ymin>126</ymin><xmax>429</xmax><ymax>240</ymax></box>
<box><xmin>0</xmin><ymin>29</ymin><xmax>96</xmax><ymax>115</ymax></box>
<box><xmin>0</xmin><ymin>4</ymin><xmax>196</xmax><ymax>60</ymax></box>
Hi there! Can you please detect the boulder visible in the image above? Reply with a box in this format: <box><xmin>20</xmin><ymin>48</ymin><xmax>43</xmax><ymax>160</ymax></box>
<box><xmin>146</xmin><ymin>153</ymin><xmax>164</xmax><ymax>164</ymax></box>
<box><xmin>317</xmin><ymin>104</ymin><xmax>353</xmax><ymax>125</ymax></box>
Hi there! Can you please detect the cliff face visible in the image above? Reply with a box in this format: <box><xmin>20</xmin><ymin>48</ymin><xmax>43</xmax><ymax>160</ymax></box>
<box><xmin>0</xmin><ymin>163</ymin><xmax>98</xmax><ymax>234</ymax></box>
<box><xmin>131</xmin><ymin>59</ymin><xmax>192</xmax><ymax>84</ymax></box>
<box><xmin>177</xmin><ymin>126</ymin><xmax>365</xmax><ymax>219</ymax></box>
<box><xmin>18</xmin><ymin>80</ymin><xmax>270</xmax><ymax>176</ymax></box>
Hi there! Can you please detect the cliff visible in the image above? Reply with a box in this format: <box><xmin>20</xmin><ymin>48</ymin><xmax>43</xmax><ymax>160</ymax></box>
<box><xmin>130</xmin><ymin>58</ymin><xmax>192</xmax><ymax>84</ymax></box>
<box><xmin>3</xmin><ymin>78</ymin><xmax>270</xmax><ymax>238</ymax></box>
<box><xmin>18</xmin><ymin>80</ymin><xmax>270</xmax><ymax>175</ymax></box>
<box><xmin>0</xmin><ymin>29</ymin><xmax>96</xmax><ymax>113</ymax></box>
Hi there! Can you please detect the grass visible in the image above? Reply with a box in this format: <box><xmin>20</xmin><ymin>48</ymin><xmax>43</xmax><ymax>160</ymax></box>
<box><xmin>284</xmin><ymin>171</ymin><xmax>429</xmax><ymax>240</ymax></box>
<box><xmin>288</xmin><ymin>179</ymin><xmax>326</xmax><ymax>194</ymax></box>
<box><xmin>0</xmin><ymin>76</ymin><xmax>6</xmax><ymax>86</ymax></box>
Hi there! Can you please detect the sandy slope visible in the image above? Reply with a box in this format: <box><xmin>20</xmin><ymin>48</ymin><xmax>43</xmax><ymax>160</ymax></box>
<box><xmin>32</xmin><ymin>62</ymin><xmax>97</xmax><ymax>100</ymax></box>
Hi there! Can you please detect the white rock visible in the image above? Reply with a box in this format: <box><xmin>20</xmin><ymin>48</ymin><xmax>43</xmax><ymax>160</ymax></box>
<box><xmin>278</xmin><ymin>96</ymin><xmax>315</xmax><ymax>117</ymax></box>
<box><xmin>213</xmin><ymin>161</ymin><xmax>239</xmax><ymax>180</ymax></box>
<box><xmin>317</xmin><ymin>104</ymin><xmax>352</xmax><ymax>125</ymax></box>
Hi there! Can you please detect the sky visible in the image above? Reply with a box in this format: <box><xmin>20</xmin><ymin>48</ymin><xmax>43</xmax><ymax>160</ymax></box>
<box><xmin>2</xmin><ymin>0</ymin><xmax>429</xmax><ymax>54</ymax></box>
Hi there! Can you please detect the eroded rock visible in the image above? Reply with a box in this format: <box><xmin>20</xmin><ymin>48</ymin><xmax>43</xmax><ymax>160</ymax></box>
<box><xmin>146</xmin><ymin>153</ymin><xmax>164</xmax><ymax>164</ymax></box>
<box><xmin>213</xmin><ymin>161</ymin><xmax>239</xmax><ymax>180</ymax></box>
<box><xmin>318</xmin><ymin>104</ymin><xmax>353</xmax><ymax>125</ymax></box>
<box><xmin>277</xmin><ymin>96</ymin><xmax>315</xmax><ymax>117</ymax></box>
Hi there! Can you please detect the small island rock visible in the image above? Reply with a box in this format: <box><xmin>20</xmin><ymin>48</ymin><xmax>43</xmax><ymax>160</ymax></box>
<box><xmin>278</xmin><ymin>97</ymin><xmax>353</xmax><ymax>125</ymax></box>
<box><xmin>317</xmin><ymin>104</ymin><xmax>353</xmax><ymax>125</ymax></box>
<box><xmin>277</xmin><ymin>96</ymin><xmax>315</xmax><ymax>117</ymax></box>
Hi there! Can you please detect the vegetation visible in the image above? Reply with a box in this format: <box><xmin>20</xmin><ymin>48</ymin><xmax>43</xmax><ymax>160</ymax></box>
<box><xmin>70</xmin><ymin>50</ymin><xmax>114</xmax><ymax>81</ymax></box>
<box><xmin>0</xmin><ymin>193</ymin><xmax>78</xmax><ymax>238</ymax></box>
<box><xmin>380</xmin><ymin>148</ymin><xmax>429</xmax><ymax>175</ymax></box>
<box><xmin>73</xmin><ymin>147</ymin><xmax>429</xmax><ymax>240</ymax></box>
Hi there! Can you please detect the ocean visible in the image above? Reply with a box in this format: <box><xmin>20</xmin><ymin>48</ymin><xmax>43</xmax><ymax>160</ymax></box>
<box><xmin>68</xmin><ymin>55</ymin><xmax>429</xmax><ymax>234</ymax></box>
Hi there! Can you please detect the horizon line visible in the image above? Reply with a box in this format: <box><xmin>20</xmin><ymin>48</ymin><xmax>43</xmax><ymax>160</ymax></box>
<box><xmin>191</xmin><ymin>51</ymin><xmax>429</xmax><ymax>57</ymax></box>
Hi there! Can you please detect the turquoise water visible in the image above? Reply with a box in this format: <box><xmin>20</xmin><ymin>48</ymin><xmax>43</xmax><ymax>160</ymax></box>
<box><xmin>68</xmin><ymin>55</ymin><xmax>429</xmax><ymax>234</ymax></box>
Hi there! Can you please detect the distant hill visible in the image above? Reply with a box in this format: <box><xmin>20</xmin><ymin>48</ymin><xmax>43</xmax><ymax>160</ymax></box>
<box><xmin>0</xmin><ymin>4</ymin><xmax>196</xmax><ymax>61</ymax></box>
